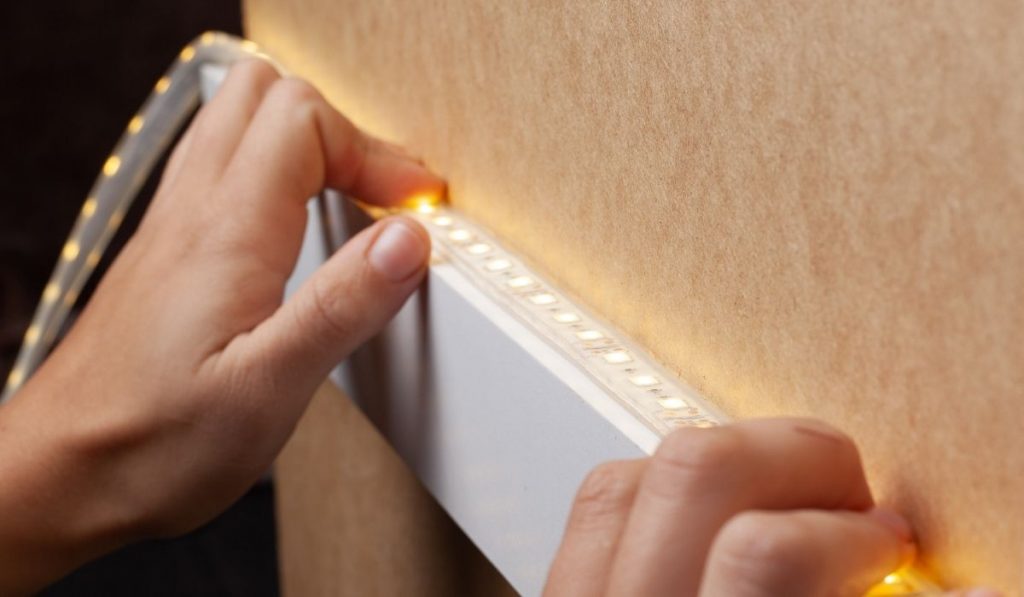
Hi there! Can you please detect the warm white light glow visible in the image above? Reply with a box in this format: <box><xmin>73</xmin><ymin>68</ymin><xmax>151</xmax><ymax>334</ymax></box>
<box><xmin>62</xmin><ymin>241</ymin><xmax>80</xmax><ymax>261</ymax></box>
<box><xmin>603</xmin><ymin>351</ymin><xmax>633</xmax><ymax>364</ymax></box>
<box><xmin>155</xmin><ymin>77</ymin><xmax>171</xmax><ymax>94</ymax></box>
<box><xmin>102</xmin><ymin>156</ymin><xmax>121</xmax><ymax>177</ymax></box>
<box><xmin>128</xmin><ymin>115</ymin><xmax>145</xmax><ymax>134</ymax></box>
<box><xmin>485</xmin><ymin>259</ymin><xmax>511</xmax><ymax>272</ymax></box>
<box><xmin>6</xmin><ymin>368</ymin><xmax>23</xmax><ymax>388</ymax></box>
<box><xmin>42</xmin><ymin>283</ymin><xmax>60</xmax><ymax>303</ymax></box>
<box><xmin>553</xmin><ymin>312</ymin><xmax>580</xmax><ymax>324</ymax></box>
<box><xmin>467</xmin><ymin>243</ymin><xmax>491</xmax><ymax>255</ymax></box>
<box><xmin>433</xmin><ymin>216</ymin><xmax>453</xmax><ymax>227</ymax></box>
<box><xmin>576</xmin><ymin>330</ymin><xmax>604</xmax><ymax>341</ymax></box>
<box><xmin>81</xmin><ymin>198</ymin><xmax>98</xmax><ymax>218</ymax></box>
<box><xmin>507</xmin><ymin>276</ymin><xmax>534</xmax><ymax>289</ymax></box>
<box><xmin>449</xmin><ymin>229</ymin><xmax>472</xmax><ymax>242</ymax></box>
<box><xmin>179</xmin><ymin>46</ymin><xmax>196</xmax><ymax>62</ymax></box>
<box><xmin>24</xmin><ymin>325</ymin><xmax>40</xmax><ymax>345</ymax></box>
<box><xmin>658</xmin><ymin>398</ymin><xmax>686</xmax><ymax>409</ymax></box>
<box><xmin>630</xmin><ymin>375</ymin><xmax>659</xmax><ymax>387</ymax></box>
<box><xmin>529</xmin><ymin>293</ymin><xmax>556</xmax><ymax>305</ymax></box>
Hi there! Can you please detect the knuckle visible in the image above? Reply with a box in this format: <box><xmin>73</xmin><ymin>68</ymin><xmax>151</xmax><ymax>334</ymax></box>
<box><xmin>570</xmin><ymin>462</ymin><xmax>638</xmax><ymax>529</ymax></box>
<box><xmin>649</xmin><ymin>426</ymin><xmax>743</xmax><ymax>490</ymax></box>
<box><xmin>712</xmin><ymin>512</ymin><xmax>818</xmax><ymax>593</ymax></box>
<box><xmin>306</xmin><ymin>269</ymin><xmax>359</xmax><ymax>344</ymax></box>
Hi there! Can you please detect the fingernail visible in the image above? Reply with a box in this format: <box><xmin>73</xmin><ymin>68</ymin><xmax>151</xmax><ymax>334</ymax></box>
<box><xmin>367</xmin><ymin>219</ymin><xmax>429</xmax><ymax>282</ymax></box>
<box><xmin>869</xmin><ymin>507</ymin><xmax>914</xmax><ymax>542</ymax></box>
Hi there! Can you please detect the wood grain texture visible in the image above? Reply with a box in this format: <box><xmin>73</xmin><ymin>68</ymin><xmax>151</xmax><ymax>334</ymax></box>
<box><xmin>274</xmin><ymin>384</ymin><xmax>515</xmax><ymax>596</ymax></box>
<box><xmin>247</xmin><ymin>2</ymin><xmax>1024</xmax><ymax>592</ymax></box>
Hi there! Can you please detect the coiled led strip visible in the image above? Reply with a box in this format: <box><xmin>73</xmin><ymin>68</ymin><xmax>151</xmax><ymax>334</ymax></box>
<box><xmin>0</xmin><ymin>33</ymin><xmax>944</xmax><ymax>596</ymax></box>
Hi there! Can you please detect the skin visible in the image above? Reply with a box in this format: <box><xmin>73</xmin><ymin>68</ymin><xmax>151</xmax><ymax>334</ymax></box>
<box><xmin>0</xmin><ymin>60</ymin><xmax>1002</xmax><ymax>596</ymax></box>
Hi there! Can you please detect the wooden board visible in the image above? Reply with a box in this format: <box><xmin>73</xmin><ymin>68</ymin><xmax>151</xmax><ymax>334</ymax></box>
<box><xmin>247</xmin><ymin>2</ymin><xmax>1024</xmax><ymax>592</ymax></box>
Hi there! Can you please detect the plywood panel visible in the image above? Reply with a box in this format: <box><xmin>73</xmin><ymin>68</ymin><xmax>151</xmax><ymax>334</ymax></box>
<box><xmin>274</xmin><ymin>383</ymin><xmax>516</xmax><ymax>596</ymax></box>
<box><xmin>248</xmin><ymin>2</ymin><xmax>1024</xmax><ymax>592</ymax></box>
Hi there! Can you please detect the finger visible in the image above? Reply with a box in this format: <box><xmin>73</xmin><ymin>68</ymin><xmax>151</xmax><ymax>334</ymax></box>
<box><xmin>174</xmin><ymin>59</ymin><xmax>280</xmax><ymax>186</ymax></box>
<box><xmin>606</xmin><ymin>419</ymin><xmax>873</xmax><ymax>596</ymax></box>
<box><xmin>699</xmin><ymin>508</ymin><xmax>914</xmax><ymax>597</ymax></box>
<box><xmin>232</xmin><ymin>215</ymin><xmax>430</xmax><ymax>401</ymax></box>
<box><xmin>544</xmin><ymin>460</ymin><xmax>647</xmax><ymax>597</ymax></box>
<box><xmin>221</xmin><ymin>76</ymin><xmax>445</xmax><ymax>212</ymax></box>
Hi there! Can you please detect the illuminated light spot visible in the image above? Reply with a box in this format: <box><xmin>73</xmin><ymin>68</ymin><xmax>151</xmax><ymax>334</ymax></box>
<box><xmin>42</xmin><ymin>283</ymin><xmax>60</xmax><ymax>303</ymax></box>
<box><xmin>24</xmin><ymin>325</ymin><xmax>41</xmax><ymax>344</ymax></box>
<box><xmin>200</xmin><ymin>31</ymin><xmax>216</xmax><ymax>45</ymax></box>
<box><xmin>240</xmin><ymin>40</ymin><xmax>260</xmax><ymax>53</ymax></box>
<box><xmin>485</xmin><ymin>259</ymin><xmax>512</xmax><ymax>272</ymax></box>
<box><xmin>102</xmin><ymin>156</ymin><xmax>121</xmax><ymax>177</ymax></box>
<box><xmin>7</xmin><ymin>368</ymin><xmax>24</xmax><ymax>388</ymax></box>
<box><xmin>62</xmin><ymin>241</ymin><xmax>80</xmax><ymax>261</ymax></box>
<box><xmin>155</xmin><ymin>77</ymin><xmax>172</xmax><ymax>94</ymax></box>
<box><xmin>86</xmin><ymin>251</ymin><xmax>101</xmax><ymax>267</ymax></box>
<box><xmin>108</xmin><ymin>210</ymin><xmax>125</xmax><ymax>230</ymax></box>
<box><xmin>128</xmin><ymin>115</ymin><xmax>145</xmax><ymax>134</ymax></box>
<box><xmin>576</xmin><ymin>330</ymin><xmax>604</xmax><ymax>341</ymax></box>
<box><xmin>63</xmin><ymin>288</ymin><xmax>79</xmax><ymax>307</ymax></box>
<box><xmin>883</xmin><ymin>574</ymin><xmax>901</xmax><ymax>586</ymax></box>
<box><xmin>658</xmin><ymin>397</ymin><xmax>687</xmax><ymax>410</ymax></box>
<box><xmin>603</xmin><ymin>351</ymin><xmax>633</xmax><ymax>364</ymax></box>
<box><xmin>467</xmin><ymin>243</ymin><xmax>491</xmax><ymax>255</ymax></box>
<box><xmin>507</xmin><ymin>276</ymin><xmax>534</xmax><ymax>289</ymax></box>
<box><xmin>553</xmin><ymin>312</ymin><xmax>580</xmax><ymax>324</ymax></box>
<box><xmin>449</xmin><ymin>229</ymin><xmax>472</xmax><ymax>242</ymax></box>
<box><xmin>529</xmin><ymin>293</ymin><xmax>556</xmax><ymax>306</ymax></box>
<box><xmin>179</xmin><ymin>46</ymin><xmax>196</xmax><ymax>62</ymax></box>
<box><xmin>81</xmin><ymin>197</ymin><xmax>98</xmax><ymax>218</ymax></box>
<box><xmin>432</xmin><ymin>216</ymin><xmax>453</xmax><ymax>227</ymax></box>
<box><xmin>630</xmin><ymin>375</ymin><xmax>659</xmax><ymax>387</ymax></box>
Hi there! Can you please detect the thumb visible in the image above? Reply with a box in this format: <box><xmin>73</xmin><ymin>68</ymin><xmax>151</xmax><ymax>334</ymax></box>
<box><xmin>244</xmin><ymin>215</ymin><xmax>430</xmax><ymax>390</ymax></box>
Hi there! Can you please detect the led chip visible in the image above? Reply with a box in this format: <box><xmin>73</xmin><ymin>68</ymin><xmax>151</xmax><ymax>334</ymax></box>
<box><xmin>577</xmin><ymin>330</ymin><xmax>604</xmax><ymax>341</ymax></box>
<box><xmin>507</xmin><ymin>276</ymin><xmax>534</xmax><ymax>289</ymax></box>
<box><xmin>529</xmin><ymin>293</ymin><xmax>556</xmax><ymax>306</ymax></box>
<box><xmin>485</xmin><ymin>259</ymin><xmax>511</xmax><ymax>272</ymax></box>
<box><xmin>603</xmin><ymin>350</ymin><xmax>632</xmax><ymax>364</ymax></box>
<box><xmin>630</xmin><ymin>375</ymin><xmax>659</xmax><ymax>387</ymax></box>
<box><xmin>449</xmin><ymin>229</ymin><xmax>472</xmax><ymax>242</ymax></box>
<box><xmin>658</xmin><ymin>397</ymin><xmax>687</xmax><ymax>410</ymax></box>
<box><xmin>553</xmin><ymin>312</ymin><xmax>581</xmax><ymax>324</ymax></box>
<box><xmin>467</xmin><ymin>243</ymin><xmax>491</xmax><ymax>255</ymax></box>
<box><xmin>433</xmin><ymin>216</ymin><xmax>453</xmax><ymax>227</ymax></box>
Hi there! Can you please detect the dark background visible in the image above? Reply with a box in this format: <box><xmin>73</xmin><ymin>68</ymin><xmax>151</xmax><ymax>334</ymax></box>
<box><xmin>1</xmin><ymin>3</ymin><xmax>280</xmax><ymax>595</ymax></box>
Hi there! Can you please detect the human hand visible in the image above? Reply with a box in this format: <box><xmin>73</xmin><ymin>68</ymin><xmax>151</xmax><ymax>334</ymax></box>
<box><xmin>545</xmin><ymin>418</ymin><xmax>993</xmax><ymax>597</ymax></box>
<box><xmin>0</xmin><ymin>59</ymin><xmax>443</xmax><ymax>593</ymax></box>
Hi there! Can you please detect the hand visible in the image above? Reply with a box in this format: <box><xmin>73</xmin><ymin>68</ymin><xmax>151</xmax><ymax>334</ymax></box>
<box><xmin>0</xmin><ymin>59</ymin><xmax>444</xmax><ymax>593</ymax></box>
<box><xmin>545</xmin><ymin>418</ymin><xmax>915</xmax><ymax>597</ymax></box>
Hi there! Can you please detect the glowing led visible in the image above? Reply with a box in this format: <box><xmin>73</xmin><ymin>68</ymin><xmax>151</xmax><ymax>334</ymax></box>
<box><xmin>576</xmin><ymin>330</ymin><xmax>604</xmax><ymax>341</ymax></box>
<box><xmin>240</xmin><ymin>40</ymin><xmax>260</xmax><ymax>53</ymax></box>
<box><xmin>529</xmin><ymin>293</ymin><xmax>556</xmax><ymax>306</ymax></box>
<box><xmin>42</xmin><ymin>283</ymin><xmax>60</xmax><ymax>303</ymax></box>
<box><xmin>507</xmin><ymin>276</ymin><xmax>534</xmax><ymax>289</ymax></box>
<box><xmin>467</xmin><ymin>243</ymin><xmax>491</xmax><ymax>255</ymax></box>
<box><xmin>6</xmin><ymin>368</ymin><xmax>24</xmax><ymax>388</ymax></box>
<box><xmin>128</xmin><ymin>115</ymin><xmax>145</xmax><ymax>134</ymax></box>
<box><xmin>102</xmin><ymin>156</ymin><xmax>121</xmax><ymax>177</ymax></box>
<box><xmin>485</xmin><ymin>259</ymin><xmax>511</xmax><ymax>272</ymax></box>
<box><xmin>432</xmin><ymin>216</ymin><xmax>453</xmax><ymax>227</ymax></box>
<box><xmin>108</xmin><ymin>210</ymin><xmax>125</xmax><ymax>230</ymax></box>
<box><xmin>86</xmin><ymin>250</ymin><xmax>101</xmax><ymax>267</ymax></box>
<box><xmin>62</xmin><ymin>241</ymin><xmax>80</xmax><ymax>261</ymax></box>
<box><xmin>449</xmin><ymin>229</ymin><xmax>472</xmax><ymax>242</ymax></box>
<box><xmin>179</xmin><ymin>46</ymin><xmax>196</xmax><ymax>62</ymax></box>
<box><xmin>630</xmin><ymin>375</ymin><xmax>660</xmax><ymax>387</ymax></box>
<box><xmin>603</xmin><ymin>350</ymin><xmax>633</xmax><ymax>364</ymax></box>
<box><xmin>658</xmin><ymin>397</ymin><xmax>687</xmax><ymax>409</ymax></box>
<box><xmin>155</xmin><ymin>77</ymin><xmax>171</xmax><ymax>94</ymax></box>
<box><xmin>553</xmin><ymin>312</ymin><xmax>580</xmax><ymax>324</ymax></box>
<box><xmin>81</xmin><ymin>197</ymin><xmax>98</xmax><ymax>218</ymax></box>
<box><xmin>200</xmin><ymin>31</ymin><xmax>216</xmax><ymax>45</ymax></box>
<box><xmin>24</xmin><ymin>325</ymin><xmax>40</xmax><ymax>344</ymax></box>
<box><xmin>63</xmin><ymin>289</ymin><xmax>79</xmax><ymax>307</ymax></box>
<box><xmin>883</xmin><ymin>574</ymin><xmax>901</xmax><ymax>585</ymax></box>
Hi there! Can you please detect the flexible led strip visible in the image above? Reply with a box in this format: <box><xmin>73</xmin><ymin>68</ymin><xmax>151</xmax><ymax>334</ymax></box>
<box><xmin>0</xmin><ymin>32</ymin><xmax>943</xmax><ymax>596</ymax></box>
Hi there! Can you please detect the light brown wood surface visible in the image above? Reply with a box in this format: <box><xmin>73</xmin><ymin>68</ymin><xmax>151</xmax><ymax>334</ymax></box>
<box><xmin>249</xmin><ymin>2</ymin><xmax>1024</xmax><ymax>592</ymax></box>
<box><xmin>274</xmin><ymin>383</ymin><xmax>516</xmax><ymax>596</ymax></box>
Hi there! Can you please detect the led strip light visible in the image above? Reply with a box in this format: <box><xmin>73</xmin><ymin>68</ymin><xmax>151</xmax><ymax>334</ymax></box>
<box><xmin>0</xmin><ymin>32</ymin><xmax>943</xmax><ymax>596</ymax></box>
